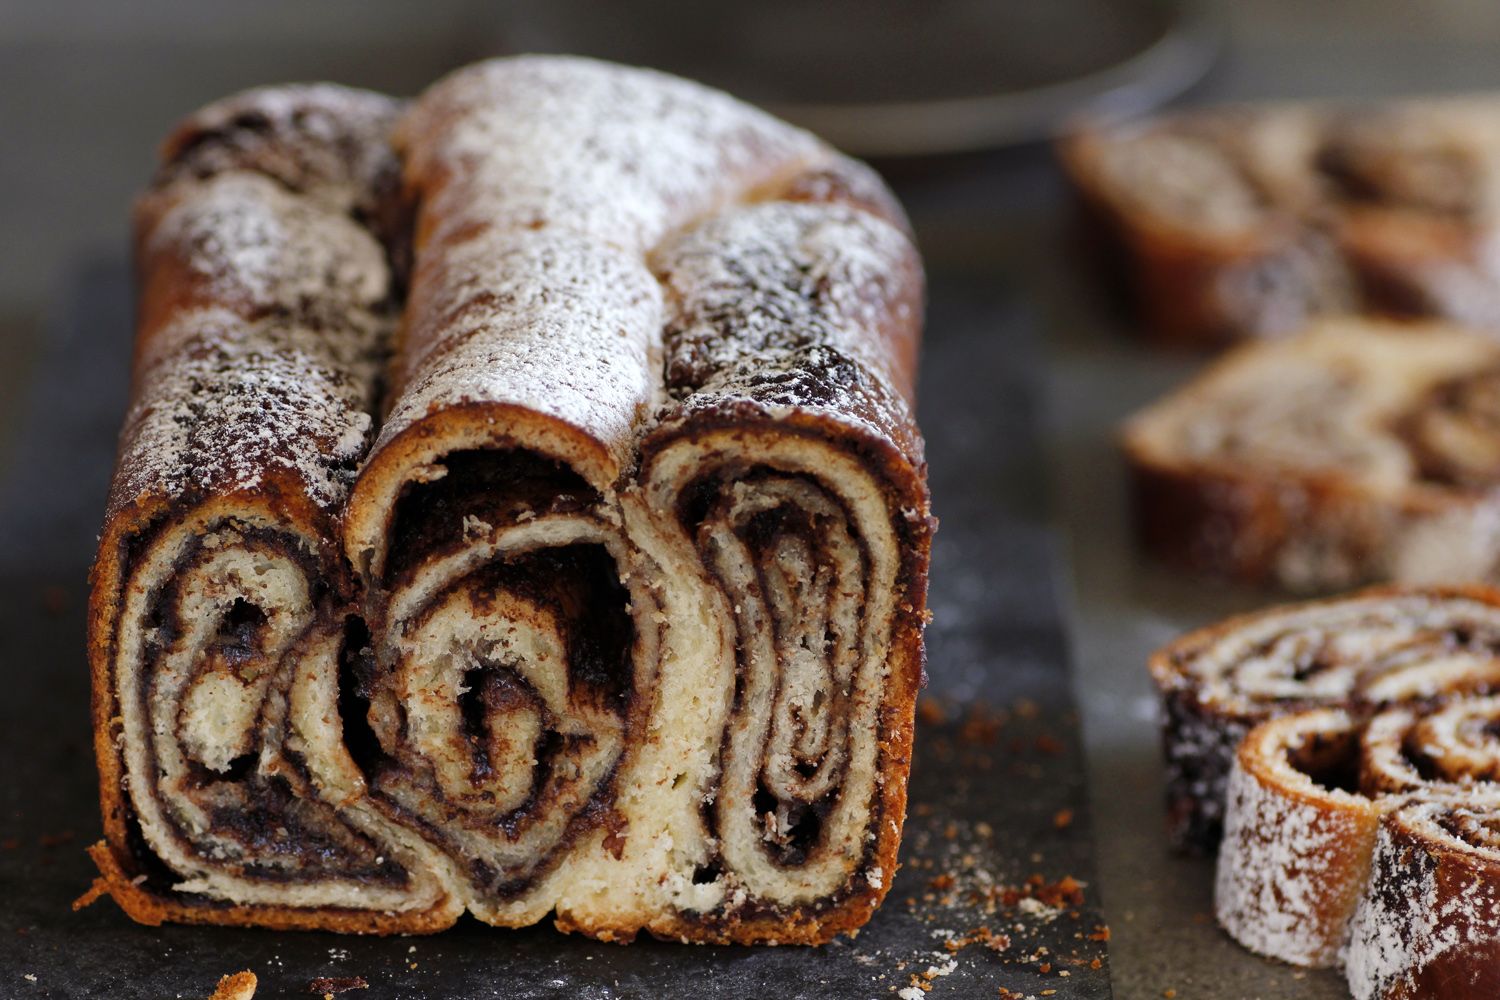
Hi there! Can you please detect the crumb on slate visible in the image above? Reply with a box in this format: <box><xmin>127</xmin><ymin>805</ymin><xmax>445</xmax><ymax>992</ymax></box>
<box><xmin>208</xmin><ymin>970</ymin><xmax>257</xmax><ymax>1000</ymax></box>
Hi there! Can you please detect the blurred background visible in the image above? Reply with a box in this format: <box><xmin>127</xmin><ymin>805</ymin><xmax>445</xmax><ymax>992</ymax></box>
<box><xmin>4</xmin><ymin>0</ymin><xmax>1500</xmax><ymax>328</ymax></box>
<box><xmin>1</xmin><ymin>0</ymin><xmax>1497</xmax><ymax>327</ymax></box>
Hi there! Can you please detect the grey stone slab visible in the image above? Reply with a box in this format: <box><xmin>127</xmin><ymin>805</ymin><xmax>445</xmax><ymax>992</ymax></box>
<box><xmin>0</xmin><ymin>263</ymin><xmax>1108</xmax><ymax>998</ymax></box>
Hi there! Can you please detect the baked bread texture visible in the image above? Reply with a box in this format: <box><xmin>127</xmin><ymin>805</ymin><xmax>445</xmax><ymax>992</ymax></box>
<box><xmin>1123</xmin><ymin>318</ymin><xmax>1500</xmax><ymax>592</ymax></box>
<box><xmin>1150</xmin><ymin>588</ymin><xmax>1500</xmax><ymax>997</ymax></box>
<box><xmin>87</xmin><ymin>56</ymin><xmax>933</xmax><ymax>943</ymax></box>
<box><xmin>1062</xmin><ymin>98</ymin><xmax>1500</xmax><ymax>347</ymax></box>
<box><xmin>1149</xmin><ymin>585</ymin><xmax>1500</xmax><ymax>853</ymax></box>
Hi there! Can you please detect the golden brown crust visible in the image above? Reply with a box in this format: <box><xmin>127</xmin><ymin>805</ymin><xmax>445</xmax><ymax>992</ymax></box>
<box><xmin>1061</xmin><ymin>128</ymin><xmax>1284</xmax><ymax>348</ymax></box>
<box><xmin>1126</xmin><ymin>447</ymin><xmax>1393</xmax><ymax>588</ymax></box>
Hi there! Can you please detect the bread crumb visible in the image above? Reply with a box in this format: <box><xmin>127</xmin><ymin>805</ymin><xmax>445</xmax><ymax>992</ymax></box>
<box><xmin>70</xmin><ymin>877</ymin><xmax>110</xmax><ymax>912</ymax></box>
<box><xmin>208</xmin><ymin>971</ymin><xmax>257</xmax><ymax>1000</ymax></box>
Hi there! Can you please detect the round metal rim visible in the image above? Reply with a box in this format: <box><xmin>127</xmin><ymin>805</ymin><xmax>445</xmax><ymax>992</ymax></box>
<box><xmin>763</xmin><ymin>0</ymin><xmax>1223</xmax><ymax>156</ymax></box>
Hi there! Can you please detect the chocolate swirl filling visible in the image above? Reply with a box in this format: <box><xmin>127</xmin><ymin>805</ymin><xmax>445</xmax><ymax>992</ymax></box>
<box><xmin>1152</xmin><ymin>587</ymin><xmax>1500</xmax><ymax>852</ymax></box>
<box><xmin>117</xmin><ymin>517</ymin><xmax>435</xmax><ymax>906</ymax></box>
<box><xmin>354</xmin><ymin>452</ymin><xmax>659</xmax><ymax>919</ymax></box>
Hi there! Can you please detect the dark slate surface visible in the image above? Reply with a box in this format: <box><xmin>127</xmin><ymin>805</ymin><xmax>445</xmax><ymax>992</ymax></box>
<box><xmin>0</xmin><ymin>263</ymin><xmax>1110</xmax><ymax>999</ymax></box>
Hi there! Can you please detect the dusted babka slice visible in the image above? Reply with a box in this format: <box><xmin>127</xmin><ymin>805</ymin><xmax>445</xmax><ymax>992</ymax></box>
<box><xmin>1215</xmin><ymin>699</ymin><xmax>1500</xmax><ymax>985</ymax></box>
<box><xmin>1151</xmin><ymin>588</ymin><xmax>1500</xmax><ymax>994</ymax></box>
<box><xmin>1124</xmin><ymin>318</ymin><xmax>1500</xmax><ymax>592</ymax></box>
<box><xmin>1346</xmin><ymin>795</ymin><xmax>1500</xmax><ymax>1000</ymax></box>
<box><xmin>1062</xmin><ymin>97</ymin><xmax>1500</xmax><ymax>346</ymax></box>
<box><xmin>1214</xmin><ymin>708</ymin><xmax>1378</xmax><ymax>968</ymax></box>
<box><xmin>1148</xmin><ymin>585</ymin><xmax>1500</xmax><ymax>852</ymax></box>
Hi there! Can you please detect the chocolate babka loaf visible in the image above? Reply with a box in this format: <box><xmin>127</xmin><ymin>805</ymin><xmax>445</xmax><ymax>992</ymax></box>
<box><xmin>1062</xmin><ymin>98</ymin><xmax>1500</xmax><ymax>347</ymax></box>
<box><xmin>1153</xmin><ymin>589</ymin><xmax>1500</xmax><ymax>995</ymax></box>
<box><xmin>1124</xmin><ymin>318</ymin><xmax>1500</xmax><ymax>592</ymax></box>
<box><xmin>87</xmin><ymin>56</ymin><xmax>933</xmax><ymax>943</ymax></box>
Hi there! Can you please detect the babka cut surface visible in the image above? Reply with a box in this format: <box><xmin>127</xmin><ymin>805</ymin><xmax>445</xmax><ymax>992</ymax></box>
<box><xmin>88</xmin><ymin>55</ymin><xmax>931</xmax><ymax>944</ymax></box>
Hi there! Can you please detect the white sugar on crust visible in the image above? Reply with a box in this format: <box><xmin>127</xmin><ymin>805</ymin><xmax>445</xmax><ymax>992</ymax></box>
<box><xmin>144</xmin><ymin>172</ymin><xmax>390</xmax><ymax>326</ymax></box>
<box><xmin>653</xmin><ymin>201</ymin><xmax>915</xmax><ymax>388</ymax></box>
<box><xmin>1154</xmin><ymin>586</ymin><xmax>1500</xmax><ymax>852</ymax></box>
<box><xmin>113</xmin><ymin>308</ymin><xmax>378</xmax><ymax>517</ymax></box>
<box><xmin>1346</xmin><ymin>800</ymin><xmax>1500</xmax><ymax>1000</ymax></box>
<box><xmin>372</xmin><ymin>53</ymin><xmax>922</xmax><ymax>486</ymax></box>
<box><xmin>366</xmin><ymin>54</ymin><xmax>838</xmax><ymax>480</ymax></box>
<box><xmin>650</xmin><ymin>200</ymin><xmax>920</xmax><ymax>448</ymax></box>
<box><xmin>374</xmin><ymin>228</ymin><xmax>663</xmax><ymax>472</ymax></box>
<box><xmin>119</xmin><ymin>94</ymin><xmax>394</xmax><ymax>523</ymax></box>
<box><xmin>1213</xmin><ymin>710</ymin><xmax>1378</xmax><ymax>968</ymax></box>
<box><xmin>396</xmin><ymin>55</ymin><xmax>828</xmax><ymax>254</ymax></box>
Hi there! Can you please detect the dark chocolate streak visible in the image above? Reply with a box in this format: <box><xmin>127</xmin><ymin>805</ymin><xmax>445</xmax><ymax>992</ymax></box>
<box><xmin>135</xmin><ymin>523</ymin><xmax>406</xmax><ymax>889</ymax></box>
<box><xmin>683</xmin><ymin>468</ymin><xmax>877</xmax><ymax>890</ymax></box>
<box><xmin>365</xmin><ymin>540</ymin><xmax>637</xmax><ymax>900</ymax></box>
<box><xmin>383</xmin><ymin>449</ymin><xmax>598</xmax><ymax>584</ymax></box>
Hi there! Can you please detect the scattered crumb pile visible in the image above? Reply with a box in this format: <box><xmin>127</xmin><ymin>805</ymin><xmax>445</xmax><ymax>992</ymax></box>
<box><xmin>862</xmin><ymin>698</ymin><xmax>1110</xmax><ymax>999</ymax></box>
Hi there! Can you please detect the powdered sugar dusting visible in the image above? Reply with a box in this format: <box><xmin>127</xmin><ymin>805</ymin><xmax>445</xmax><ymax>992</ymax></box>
<box><xmin>370</xmin><ymin>54</ymin><xmax>923</xmax><ymax>485</ymax></box>
<box><xmin>113</xmin><ymin>85</ymin><xmax>393</xmax><ymax>525</ymax></box>
<box><xmin>374</xmin><ymin>228</ymin><xmax>663</xmax><ymax>472</ymax></box>
<box><xmin>650</xmin><ymin>200</ymin><xmax>922</xmax><ymax>456</ymax></box>
<box><xmin>112</xmin><ymin>308</ymin><xmax>379</xmax><ymax>518</ymax></box>
<box><xmin>97</xmin><ymin>56</ymin><xmax>936</xmax><ymax>940</ymax></box>
<box><xmin>1346</xmin><ymin>799</ymin><xmax>1500</xmax><ymax>1000</ymax></box>
<box><xmin>1214</xmin><ymin>710</ymin><xmax>1376</xmax><ymax>968</ymax></box>
<box><xmin>144</xmin><ymin>172</ymin><xmax>390</xmax><ymax>327</ymax></box>
<box><xmin>396</xmin><ymin>55</ymin><xmax>827</xmax><ymax>253</ymax></box>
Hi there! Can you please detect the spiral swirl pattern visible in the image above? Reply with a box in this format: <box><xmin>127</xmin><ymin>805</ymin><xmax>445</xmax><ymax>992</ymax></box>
<box><xmin>1152</xmin><ymin>586</ymin><xmax>1500</xmax><ymax>850</ymax></box>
